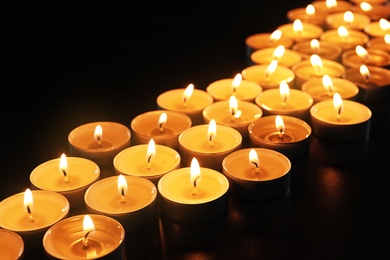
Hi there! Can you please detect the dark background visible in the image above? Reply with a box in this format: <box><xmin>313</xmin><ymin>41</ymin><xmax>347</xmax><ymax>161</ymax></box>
<box><xmin>1</xmin><ymin>1</ymin><xmax>390</xmax><ymax>259</ymax></box>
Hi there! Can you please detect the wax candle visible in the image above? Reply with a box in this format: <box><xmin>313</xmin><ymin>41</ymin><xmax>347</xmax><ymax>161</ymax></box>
<box><xmin>68</xmin><ymin>121</ymin><xmax>131</xmax><ymax>176</ymax></box>
<box><xmin>241</xmin><ymin>61</ymin><xmax>295</xmax><ymax>90</ymax></box>
<box><xmin>343</xmin><ymin>64</ymin><xmax>390</xmax><ymax>101</ymax></box>
<box><xmin>245</xmin><ymin>30</ymin><xmax>294</xmax><ymax>58</ymax></box>
<box><xmin>0</xmin><ymin>189</ymin><xmax>69</xmax><ymax>251</ymax></box>
<box><xmin>310</xmin><ymin>93</ymin><xmax>372</xmax><ymax>142</ymax></box>
<box><xmin>0</xmin><ymin>229</ymin><xmax>24</xmax><ymax>260</ymax></box>
<box><xmin>84</xmin><ymin>175</ymin><xmax>158</xmax><ymax>232</ymax></box>
<box><xmin>277</xmin><ymin>19</ymin><xmax>324</xmax><ymax>42</ymax></box>
<box><xmin>156</xmin><ymin>84</ymin><xmax>214</xmax><ymax>125</ymax></box>
<box><xmin>364</xmin><ymin>18</ymin><xmax>390</xmax><ymax>37</ymax></box>
<box><xmin>250</xmin><ymin>45</ymin><xmax>303</xmax><ymax>68</ymax></box>
<box><xmin>157</xmin><ymin>158</ymin><xmax>229</xmax><ymax>224</ymax></box>
<box><xmin>255</xmin><ymin>81</ymin><xmax>314</xmax><ymax>122</ymax></box>
<box><xmin>311</xmin><ymin>0</ymin><xmax>353</xmax><ymax>14</ymax></box>
<box><xmin>291</xmin><ymin>54</ymin><xmax>346</xmax><ymax>88</ymax></box>
<box><xmin>320</xmin><ymin>26</ymin><xmax>370</xmax><ymax>51</ymax></box>
<box><xmin>287</xmin><ymin>4</ymin><xmax>327</xmax><ymax>27</ymax></box>
<box><xmin>206</xmin><ymin>73</ymin><xmax>263</xmax><ymax>103</ymax></box>
<box><xmin>366</xmin><ymin>34</ymin><xmax>390</xmax><ymax>53</ymax></box>
<box><xmin>292</xmin><ymin>39</ymin><xmax>343</xmax><ymax>62</ymax></box>
<box><xmin>130</xmin><ymin>110</ymin><xmax>192</xmax><ymax>151</ymax></box>
<box><xmin>43</xmin><ymin>214</ymin><xmax>125</xmax><ymax>259</ymax></box>
<box><xmin>301</xmin><ymin>75</ymin><xmax>360</xmax><ymax>103</ymax></box>
<box><xmin>325</xmin><ymin>10</ymin><xmax>371</xmax><ymax>31</ymax></box>
<box><xmin>30</xmin><ymin>154</ymin><xmax>100</xmax><ymax>210</ymax></box>
<box><xmin>113</xmin><ymin>140</ymin><xmax>181</xmax><ymax>185</ymax></box>
<box><xmin>248</xmin><ymin>115</ymin><xmax>312</xmax><ymax>160</ymax></box>
<box><xmin>351</xmin><ymin>2</ymin><xmax>390</xmax><ymax>21</ymax></box>
<box><xmin>341</xmin><ymin>45</ymin><xmax>390</xmax><ymax>69</ymax></box>
<box><xmin>202</xmin><ymin>96</ymin><xmax>263</xmax><ymax>143</ymax></box>
<box><xmin>178</xmin><ymin>120</ymin><xmax>242</xmax><ymax>172</ymax></box>
<box><xmin>222</xmin><ymin>148</ymin><xmax>291</xmax><ymax>200</ymax></box>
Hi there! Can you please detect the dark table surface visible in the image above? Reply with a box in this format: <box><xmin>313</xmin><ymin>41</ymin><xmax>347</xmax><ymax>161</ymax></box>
<box><xmin>1</xmin><ymin>1</ymin><xmax>389</xmax><ymax>259</ymax></box>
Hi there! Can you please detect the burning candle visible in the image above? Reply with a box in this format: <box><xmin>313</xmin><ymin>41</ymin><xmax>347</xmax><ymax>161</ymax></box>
<box><xmin>341</xmin><ymin>45</ymin><xmax>390</xmax><ymax>69</ymax></box>
<box><xmin>301</xmin><ymin>74</ymin><xmax>359</xmax><ymax>103</ymax></box>
<box><xmin>178</xmin><ymin>119</ymin><xmax>242</xmax><ymax>172</ymax></box>
<box><xmin>250</xmin><ymin>45</ymin><xmax>303</xmax><ymax>68</ymax></box>
<box><xmin>113</xmin><ymin>139</ymin><xmax>181</xmax><ymax>185</ymax></box>
<box><xmin>130</xmin><ymin>110</ymin><xmax>192</xmax><ymax>151</ymax></box>
<box><xmin>84</xmin><ymin>175</ymin><xmax>158</xmax><ymax>232</ymax></box>
<box><xmin>202</xmin><ymin>95</ymin><xmax>263</xmax><ymax>143</ymax></box>
<box><xmin>292</xmin><ymin>39</ymin><xmax>343</xmax><ymax>62</ymax></box>
<box><xmin>351</xmin><ymin>1</ymin><xmax>390</xmax><ymax>21</ymax></box>
<box><xmin>366</xmin><ymin>34</ymin><xmax>390</xmax><ymax>53</ymax></box>
<box><xmin>156</xmin><ymin>83</ymin><xmax>214</xmax><ymax>125</ymax></box>
<box><xmin>68</xmin><ymin>121</ymin><xmax>131</xmax><ymax>176</ymax></box>
<box><xmin>43</xmin><ymin>214</ymin><xmax>125</xmax><ymax>259</ymax></box>
<box><xmin>325</xmin><ymin>10</ymin><xmax>371</xmax><ymax>31</ymax></box>
<box><xmin>364</xmin><ymin>18</ymin><xmax>390</xmax><ymax>37</ymax></box>
<box><xmin>241</xmin><ymin>61</ymin><xmax>295</xmax><ymax>90</ymax></box>
<box><xmin>320</xmin><ymin>26</ymin><xmax>370</xmax><ymax>51</ymax></box>
<box><xmin>222</xmin><ymin>148</ymin><xmax>291</xmax><ymax>200</ymax></box>
<box><xmin>248</xmin><ymin>115</ymin><xmax>312</xmax><ymax>160</ymax></box>
<box><xmin>206</xmin><ymin>73</ymin><xmax>263</xmax><ymax>103</ymax></box>
<box><xmin>287</xmin><ymin>4</ymin><xmax>327</xmax><ymax>27</ymax></box>
<box><xmin>0</xmin><ymin>229</ymin><xmax>24</xmax><ymax>260</ymax></box>
<box><xmin>255</xmin><ymin>81</ymin><xmax>314</xmax><ymax>122</ymax></box>
<box><xmin>29</xmin><ymin>154</ymin><xmax>100</xmax><ymax>210</ymax></box>
<box><xmin>277</xmin><ymin>19</ymin><xmax>324</xmax><ymax>42</ymax></box>
<box><xmin>310</xmin><ymin>92</ymin><xmax>372</xmax><ymax>141</ymax></box>
<box><xmin>157</xmin><ymin>157</ymin><xmax>229</xmax><ymax>224</ymax></box>
<box><xmin>311</xmin><ymin>0</ymin><xmax>353</xmax><ymax>14</ymax></box>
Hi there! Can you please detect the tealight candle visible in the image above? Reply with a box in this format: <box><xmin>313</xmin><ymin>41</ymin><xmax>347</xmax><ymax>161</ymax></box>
<box><xmin>277</xmin><ymin>19</ymin><xmax>324</xmax><ymax>42</ymax></box>
<box><xmin>341</xmin><ymin>45</ymin><xmax>390</xmax><ymax>69</ymax></box>
<box><xmin>325</xmin><ymin>10</ymin><xmax>371</xmax><ymax>31</ymax></box>
<box><xmin>320</xmin><ymin>26</ymin><xmax>370</xmax><ymax>51</ymax></box>
<box><xmin>292</xmin><ymin>39</ymin><xmax>343</xmax><ymax>62</ymax></box>
<box><xmin>202</xmin><ymin>96</ymin><xmax>263</xmax><ymax>144</ymax></box>
<box><xmin>0</xmin><ymin>229</ymin><xmax>24</xmax><ymax>260</ymax></box>
<box><xmin>130</xmin><ymin>110</ymin><xmax>192</xmax><ymax>151</ymax></box>
<box><xmin>113</xmin><ymin>139</ymin><xmax>181</xmax><ymax>185</ymax></box>
<box><xmin>310</xmin><ymin>93</ymin><xmax>372</xmax><ymax>142</ymax></box>
<box><xmin>222</xmin><ymin>148</ymin><xmax>291</xmax><ymax>200</ymax></box>
<box><xmin>291</xmin><ymin>54</ymin><xmax>346</xmax><ymax>88</ymax></box>
<box><xmin>351</xmin><ymin>2</ymin><xmax>390</xmax><ymax>21</ymax></box>
<box><xmin>241</xmin><ymin>61</ymin><xmax>295</xmax><ymax>90</ymax></box>
<box><xmin>157</xmin><ymin>157</ymin><xmax>229</xmax><ymax>224</ymax></box>
<box><xmin>287</xmin><ymin>4</ymin><xmax>327</xmax><ymax>27</ymax></box>
<box><xmin>366</xmin><ymin>34</ymin><xmax>390</xmax><ymax>53</ymax></box>
<box><xmin>43</xmin><ymin>214</ymin><xmax>125</xmax><ymax>259</ymax></box>
<box><xmin>0</xmin><ymin>189</ymin><xmax>69</xmax><ymax>252</ymax></box>
<box><xmin>311</xmin><ymin>0</ymin><xmax>353</xmax><ymax>14</ymax></box>
<box><xmin>255</xmin><ymin>81</ymin><xmax>314</xmax><ymax>122</ymax></box>
<box><xmin>156</xmin><ymin>84</ymin><xmax>214</xmax><ymax>125</ymax></box>
<box><xmin>84</xmin><ymin>175</ymin><xmax>158</xmax><ymax>232</ymax></box>
<box><xmin>343</xmin><ymin>64</ymin><xmax>390</xmax><ymax>101</ymax></box>
<box><xmin>244</xmin><ymin>30</ymin><xmax>294</xmax><ymax>58</ymax></box>
<box><xmin>68</xmin><ymin>121</ymin><xmax>131</xmax><ymax>176</ymax></box>
<box><xmin>301</xmin><ymin>75</ymin><xmax>360</xmax><ymax>103</ymax></box>
<box><xmin>250</xmin><ymin>45</ymin><xmax>303</xmax><ymax>68</ymax></box>
<box><xmin>30</xmin><ymin>154</ymin><xmax>100</xmax><ymax>210</ymax></box>
<box><xmin>248</xmin><ymin>115</ymin><xmax>312</xmax><ymax>160</ymax></box>
<box><xmin>178</xmin><ymin>120</ymin><xmax>242</xmax><ymax>172</ymax></box>
<box><xmin>364</xmin><ymin>18</ymin><xmax>390</xmax><ymax>37</ymax></box>
<box><xmin>206</xmin><ymin>73</ymin><xmax>263</xmax><ymax>103</ymax></box>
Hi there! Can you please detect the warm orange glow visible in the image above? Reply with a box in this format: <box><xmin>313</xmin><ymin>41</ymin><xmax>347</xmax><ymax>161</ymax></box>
<box><xmin>249</xmin><ymin>149</ymin><xmax>260</xmax><ymax>174</ymax></box>
<box><xmin>359</xmin><ymin>64</ymin><xmax>371</xmax><ymax>81</ymax></box>
<box><xmin>385</xmin><ymin>34</ymin><xmax>390</xmax><ymax>44</ymax></box>
<box><xmin>333</xmin><ymin>92</ymin><xmax>344</xmax><ymax>119</ymax></box>
<box><xmin>265</xmin><ymin>60</ymin><xmax>278</xmax><ymax>80</ymax></box>
<box><xmin>117</xmin><ymin>174</ymin><xmax>128</xmax><ymax>202</ymax></box>
<box><xmin>23</xmin><ymin>188</ymin><xmax>34</xmax><ymax>221</ymax></box>
<box><xmin>293</xmin><ymin>19</ymin><xmax>303</xmax><ymax>34</ymax></box>
<box><xmin>59</xmin><ymin>153</ymin><xmax>70</xmax><ymax>183</ymax></box>
<box><xmin>158</xmin><ymin>112</ymin><xmax>167</xmax><ymax>131</ymax></box>
<box><xmin>207</xmin><ymin>119</ymin><xmax>217</xmax><ymax>146</ymax></box>
<box><xmin>229</xmin><ymin>95</ymin><xmax>242</xmax><ymax>120</ymax></box>
<box><xmin>183</xmin><ymin>83</ymin><xmax>194</xmax><ymax>107</ymax></box>
<box><xmin>190</xmin><ymin>157</ymin><xmax>201</xmax><ymax>195</ymax></box>
<box><xmin>273</xmin><ymin>45</ymin><xmax>285</xmax><ymax>60</ymax></box>
<box><xmin>355</xmin><ymin>45</ymin><xmax>370</xmax><ymax>62</ymax></box>
<box><xmin>82</xmin><ymin>215</ymin><xmax>95</xmax><ymax>248</ymax></box>
<box><xmin>337</xmin><ymin>26</ymin><xmax>349</xmax><ymax>41</ymax></box>
<box><xmin>343</xmin><ymin>11</ymin><xmax>354</xmax><ymax>25</ymax></box>
<box><xmin>322</xmin><ymin>74</ymin><xmax>334</xmax><ymax>95</ymax></box>
<box><xmin>310</xmin><ymin>39</ymin><xmax>320</xmax><ymax>53</ymax></box>
<box><xmin>326</xmin><ymin>0</ymin><xmax>337</xmax><ymax>9</ymax></box>
<box><xmin>306</xmin><ymin>4</ymin><xmax>315</xmax><ymax>16</ymax></box>
<box><xmin>94</xmin><ymin>125</ymin><xmax>103</xmax><ymax>145</ymax></box>
<box><xmin>379</xmin><ymin>19</ymin><xmax>390</xmax><ymax>31</ymax></box>
<box><xmin>360</xmin><ymin>2</ymin><xmax>372</xmax><ymax>12</ymax></box>
<box><xmin>279</xmin><ymin>81</ymin><xmax>290</xmax><ymax>107</ymax></box>
<box><xmin>146</xmin><ymin>138</ymin><xmax>156</xmax><ymax>169</ymax></box>
<box><xmin>269</xmin><ymin>30</ymin><xmax>282</xmax><ymax>42</ymax></box>
<box><xmin>310</xmin><ymin>54</ymin><xmax>323</xmax><ymax>75</ymax></box>
<box><xmin>232</xmin><ymin>73</ymin><xmax>242</xmax><ymax>93</ymax></box>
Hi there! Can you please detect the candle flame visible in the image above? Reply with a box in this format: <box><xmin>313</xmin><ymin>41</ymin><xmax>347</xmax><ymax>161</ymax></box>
<box><xmin>359</xmin><ymin>64</ymin><xmax>371</xmax><ymax>81</ymax></box>
<box><xmin>158</xmin><ymin>112</ymin><xmax>167</xmax><ymax>132</ymax></box>
<box><xmin>269</xmin><ymin>30</ymin><xmax>282</xmax><ymax>42</ymax></box>
<box><xmin>207</xmin><ymin>119</ymin><xmax>217</xmax><ymax>146</ymax></box>
<box><xmin>279</xmin><ymin>81</ymin><xmax>290</xmax><ymax>107</ymax></box>
<box><xmin>275</xmin><ymin>115</ymin><xmax>285</xmax><ymax>139</ymax></box>
<box><xmin>293</xmin><ymin>19</ymin><xmax>303</xmax><ymax>34</ymax></box>
<box><xmin>190</xmin><ymin>157</ymin><xmax>201</xmax><ymax>195</ymax></box>
<box><xmin>379</xmin><ymin>19</ymin><xmax>390</xmax><ymax>31</ymax></box>
<box><xmin>322</xmin><ymin>74</ymin><xmax>334</xmax><ymax>96</ymax></box>
<box><xmin>326</xmin><ymin>0</ymin><xmax>337</xmax><ymax>9</ymax></box>
<box><xmin>146</xmin><ymin>138</ymin><xmax>156</xmax><ymax>169</ymax></box>
<box><xmin>385</xmin><ymin>34</ymin><xmax>390</xmax><ymax>44</ymax></box>
<box><xmin>343</xmin><ymin>11</ymin><xmax>354</xmax><ymax>25</ymax></box>
<box><xmin>306</xmin><ymin>4</ymin><xmax>315</xmax><ymax>16</ymax></box>
<box><xmin>117</xmin><ymin>174</ymin><xmax>128</xmax><ymax>203</ymax></box>
<box><xmin>231</xmin><ymin>73</ymin><xmax>242</xmax><ymax>94</ymax></box>
<box><xmin>59</xmin><ymin>153</ymin><xmax>70</xmax><ymax>183</ymax></box>
<box><xmin>360</xmin><ymin>2</ymin><xmax>372</xmax><ymax>12</ymax></box>
<box><xmin>182</xmin><ymin>83</ymin><xmax>194</xmax><ymax>107</ymax></box>
<box><xmin>265</xmin><ymin>60</ymin><xmax>278</xmax><ymax>80</ymax></box>
<box><xmin>229</xmin><ymin>95</ymin><xmax>242</xmax><ymax>120</ymax></box>
<box><xmin>249</xmin><ymin>149</ymin><xmax>260</xmax><ymax>174</ymax></box>
<box><xmin>310</xmin><ymin>39</ymin><xmax>320</xmax><ymax>53</ymax></box>
<box><xmin>23</xmin><ymin>188</ymin><xmax>34</xmax><ymax>222</ymax></box>
<box><xmin>333</xmin><ymin>92</ymin><xmax>344</xmax><ymax>119</ymax></box>
<box><xmin>272</xmin><ymin>45</ymin><xmax>285</xmax><ymax>60</ymax></box>
<box><xmin>355</xmin><ymin>45</ymin><xmax>370</xmax><ymax>62</ymax></box>
<box><xmin>337</xmin><ymin>26</ymin><xmax>349</xmax><ymax>41</ymax></box>
<box><xmin>94</xmin><ymin>125</ymin><xmax>103</xmax><ymax>145</ymax></box>
<box><xmin>82</xmin><ymin>215</ymin><xmax>95</xmax><ymax>248</ymax></box>
<box><xmin>310</xmin><ymin>54</ymin><xmax>323</xmax><ymax>75</ymax></box>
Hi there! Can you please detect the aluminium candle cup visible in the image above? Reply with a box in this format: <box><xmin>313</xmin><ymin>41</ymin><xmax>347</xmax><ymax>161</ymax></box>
<box><xmin>202</xmin><ymin>100</ymin><xmax>263</xmax><ymax>145</ymax></box>
<box><xmin>310</xmin><ymin>99</ymin><xmax>372</xmax><ymax>142</ymax></box>
<box><xmin>325</xmin><ymin>11</ymin><xmax>372</xmax><ymax>31</ymax></box>
<box><xmin>206</xmin><ymin>78</ymin><xmax>263</xmax><ymax>103</ymax></box>
<box><xmin>222</xmin><ymin>148</ymin><xmax>291</xmax><ymax>200</ymax></box>
<box><xmin>291</xmin><ymin>58</ymin><xmax>346</xmax><ymax>89</ymax></box>
<box><xmin>157</xmin><ymin>166</ymin><xmax>229</xmax><ymax>224</ymax></box>
<box><xmin>250</xmin><ymin>47</ymin><xmax>303</xmax><ymax>68</ymax></box>
<box><xmin>156</xmin><ymin>88</ymin><xmax>214</xmax><ymax>126</ymax></box>
<box><xmin>292</xmin><ymin>39</ymin><xmax>343</xmax><ymax>62</ymax></box>
<box><xmin>130</xmin><ymin>110</ymin><xmax>192</xmax><ymax>151</ymax></box>
<box><xmin>277</xmin><ymin>22</ymin><xmax>324</xmax><ymax>42</ymax></box>
<box><xmin>366</xmin><ymin>36</ymin><xmax>390</xmax><ymax>53</ymax></box>
<box><xmin>30</xmin><ymin>157</ymin><xmax>100</xmax><ymax>210</ymax></box>
<box><xmin>244</xmin><ymin>32</ymin><xmax>294</xmax><ymax>60</ymax></box>
<box><xmin>248</xmin><ymin>115</ymin><xmax>312</xmax><ymax>160</ymax></box>
<box><xmin>68</xmin><ymin>121</ymin><xmax>131</xmax><ymax>177</ymax></box>
<box><xmin>286</xmin><ymin>7</ymin><xmax>327</xmax><ymax>28</ymax></box>
<box><xmin>319</xmin><ymin>28</ymin><xmax>370</xmax><ymax>51</ymax></box>
<box><xmin>43</xmin><ymin>214</ymin><xmax>125</xmax><ymax>260</ymax></box>
<box><xmin>364</xmin><ymin>20</ymin><xmax>390</xmax><ymax>38</ymax></box>
<box><xmin>178</xmin><ymin>124</ymin><xmax>242</xmax><ymax>172</ymax></box>
<box><xmin>84</xmin><ymin>175</ymin><xmax>158</xmax><ymax>232</ymax></box>
<box><xmin>255</xmin><ymin>89</ymin><xmax>314</xmax><ymax>123</ymax></box>
<box><xmin>301</xmin><ymin>77</ymin><xmax>360</xmax><ymax>103</ymax></box>
<box><xmin>0</xmin><ymin>190</ymin><xmax>69</xmax><ymax>252</ymax></box>
<box><xmin>343</xmin><ymin>65</ymin><xmax>390</xmax><ymax>101</ymax></box>
<box><xmin>241</xmin><ymin>64</ymin><xmax>295</xmax><ymax>90</ymax></box>
<box><xmin>113</xmin><ymin>144</ymin><xmax>181</xmax><ymax>186</ymax></box>
<box><xmin>311</xmin><ymin>0</ymin><xmax>353</xmax><ymax>14</ymax></box>
<box><xmin>0</xmin><ymin>229</ymin><xmax>24</xmax><ymax>260</ymax></box>
<box><xmin>341</xmin><ymin>48</ymin><xmax>390</xmax><ymax>69</ymax></box>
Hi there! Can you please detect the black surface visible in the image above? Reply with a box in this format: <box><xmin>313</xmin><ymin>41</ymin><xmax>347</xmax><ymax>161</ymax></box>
<box><xmin>1</xmin><ymin>1</ymin><xmax>390</xmax><ymax>259</ymax></box>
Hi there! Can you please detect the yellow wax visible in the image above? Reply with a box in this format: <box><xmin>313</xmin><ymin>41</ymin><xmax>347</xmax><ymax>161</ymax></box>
<box><xmin>325</xmin><ymin>12</ymin><xmax>371</xmax><ymax>31</ymax></box>
<box><xmin>366</xmin><ymin>36</ymin><xmax>390</xmax><ymax>53</ymax></box>
<box><xmin>320</xmin><ymin>29</ymin><xmax>370</xmax><ymax>50</ymax></box>
<box><xmin>250</xmin><ymin>47</ymin><xmax>303</xmax><ymax>68</ymax></box>
<box><xmin>364</xmin><ymin>21</ymin><xmax>390</xmax><ymax>37</ymax></box>
<box><xmin>344</xmin><ymin>66</ymin><xmax>390</xmax><ymax>87</ymax></box>
<box><xmin>277</xmin><ymin>22</ymin><xmax>324</xmax><ymax>42</ymax></box>
<box><xmin>341</xmin><ymin>48</ymin><xmax>390</xmax><ymax>68</ymax></box>
<box><xmin>206</xmin><ymin>78</ymin><xmax>262</xmax><ymax>102</ymax></box>
<box><xmin>292</xmin><ymin>40</ymin><xmax>343</xmax><ymax>61</ymax></box>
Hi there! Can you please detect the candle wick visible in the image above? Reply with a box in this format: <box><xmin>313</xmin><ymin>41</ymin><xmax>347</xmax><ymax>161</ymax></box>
<box><xmin>251</xmin><ymin>161</ymin><xmax>260</xmax><ymax>174</ymax></box>
<box><xmin>82</xmin><ymin>230</ymin><xmax>93</xmax><ymax>249</ymax></box>
<box><xmin>27</xmin><ymin>205</ymin><xmax>34</xmax><ymax>222</ymax></box>
<box><xmin>159</xmin><ymin>123</ymin><xmax>164</xmax><ymax>132</ymax></box>
<box><xmin>120</xmin><ymin>188</ymin><xmax>126</xmax><ymax>203</ymax></box>
<box><xmin>96</xmin><ymin>136</ymin><xmax>102</xmax><ymax>146</ymax></box>
<box><xmin>278</xmin><ymin>130</ymin><xmax>284</xmax><ymax>139</ymax></box>
<box><xmin>208</xmin><ymin>134</ymin><xmax>214</xmax><ymax>146</ymax></box>
<box><xmin>192</xmin><ymin>176</ymin><xmax>200</xmax><ymax>195</ymax></box>
<box><xmin>183</xmin><ymin>97</ymin><xmax>188</xmax><ymax>108</ymax></box>
<box><xmin>147</xmin><ymin>155</ymin><xmax>153</xmax><ymax>169</ymax></box>
<box><xmin>62</xmin><ymin>169</ymin><xmax>70</xmax><ymax>183</ymax></box>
